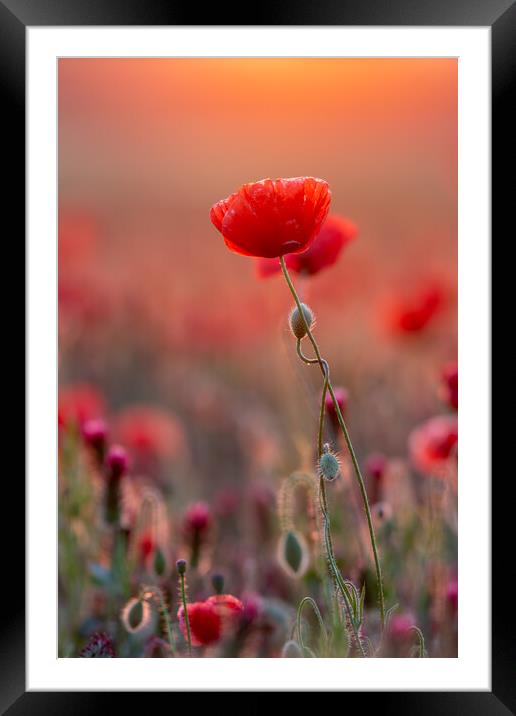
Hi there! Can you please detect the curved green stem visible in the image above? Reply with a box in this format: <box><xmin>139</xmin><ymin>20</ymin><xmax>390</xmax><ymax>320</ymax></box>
<box><xmin>281</xmin><ymin>256</ymin><xmax>386</xmax><ymax>630</ymax></box>
<box><xmin>296</xmin><ymin>596</ymin><xmax>328</xmax><ymax>656</ymax></box>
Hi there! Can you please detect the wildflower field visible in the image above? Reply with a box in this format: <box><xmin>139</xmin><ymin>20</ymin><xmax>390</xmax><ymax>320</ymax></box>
<box><xmin>59</xmin><ymin>59</ymin><xmax>458</xmax><ymax>659</ymax></box>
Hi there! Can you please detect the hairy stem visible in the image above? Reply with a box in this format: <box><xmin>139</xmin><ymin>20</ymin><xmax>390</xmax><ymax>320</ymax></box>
<box><xmin>280</xmin><ymin>256</ymin><xmax>385</xmax><ymax>629</ymax></box>
<box><xmin>179</xmin><ymin>573</ymin><xmax>192</xmax><ymax>656</ymax></box>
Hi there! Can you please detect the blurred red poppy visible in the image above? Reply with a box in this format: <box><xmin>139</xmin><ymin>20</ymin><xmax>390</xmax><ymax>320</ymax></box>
<box><xmin>115</xmin><ymin>406</ymin><xmax>184</xmax><ymax>461</ymax></box>
<box><xmin>382</xmin><ymin>282</ymin><xmax>445</xmax><ymax>334</ymax></box>
<box><xmin>440</xmin><ymin>361</ymin><xmax>458</xmax><ymax>411</ymax></box>
<box><xmin>178</xmin><ymin>601</ymin><xmax>221</xmax><ymax>646</ymax></box>
<box><xmin>58</xmin><ymin>383</ymin><xmax>106</xmax><ymax>428</ymax></box>
<box><xmin>255</xmin><ymin>214</ymin><xmax>357</xmax><ymax>278</ymax></box>
<box><xmin>286</xmin><ymin>215</ymin><xmax>357</xmax><ymax>275</ymax></box>
<box><xmin>210</xmin><ymin>177</ymin><xmax>331</xmax><ymax>258</ymax></box>
<box><xmin>409</xmin><ymin>415</ymin><xmax>458</xmax><ymax>477</ymax></box>
<box><xmin>183</xmin><ymin>502</ymin><xmax>212</xmax><ymax>535</ymax></box>
<box><xmin>177</xmin><ymin>594</ymin><xmax>243</xmax><ymax>647</ymax></box>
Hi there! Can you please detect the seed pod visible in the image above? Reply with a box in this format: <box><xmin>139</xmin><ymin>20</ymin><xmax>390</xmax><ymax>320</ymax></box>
<box><xmin>319</xmin><ymin>450</ymin><xmax>340</xmax><ymax>482</ymax></box>
<box><xmin>289</xmin><ymin>303</ymin><xmax>314</xmax><ymax>340</ymax></box>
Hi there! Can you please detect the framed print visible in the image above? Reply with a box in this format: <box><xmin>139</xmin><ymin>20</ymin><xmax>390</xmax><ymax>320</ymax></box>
<box><xmin>2</xmin><ymin>0</ymin><xmax>512</xmax><ymax>710</ymax></box>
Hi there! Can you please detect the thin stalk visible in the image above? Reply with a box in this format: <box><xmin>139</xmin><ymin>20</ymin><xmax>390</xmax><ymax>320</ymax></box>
<box><xmin>179</xmin><ymin>573</ymin><xmax>192</xmax><ymax>656</ymax></box>
<box><xmin>280</xmin><ymin>256</ymin><xmax>386</xmax><ymax>629</ymax></box>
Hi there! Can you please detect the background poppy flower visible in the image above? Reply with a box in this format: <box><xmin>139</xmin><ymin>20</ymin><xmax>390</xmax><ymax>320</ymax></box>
<box><xmin>58</xmin><ymin>383</ymin><xmax>106</xmax><ymax>429</ymax></box>
<box><xmin>382</xmin><ymin>282</ymin><xmax>445</xmax><ymax>334</ymax></box>
<box><xmin>210</xmin><ymin>177</ymin><xmax>331</xmax><ymax>258</ymax></box>
<box><xmin>255</xmin><ymin>213</ymin><xmax>357</xmax><ymax>278</ymax></box>
<box><xmin>285</xmin><ymin>214</ymin><xmax>357</xmax><ymax>275</ymax></box>
<box><xmin>409</xmin><ymin>415</ymin><xmax>458</xmax><ymax>477</ymax></box>
<box><xmin>440</xmin><ymin>362</ymin><xmax>458</xmax><ymax>411</ymax></box>
<box><xmin>115</xmin><ymin>406</ymin><xmax>185</xmax><ymax>461</ymax></box>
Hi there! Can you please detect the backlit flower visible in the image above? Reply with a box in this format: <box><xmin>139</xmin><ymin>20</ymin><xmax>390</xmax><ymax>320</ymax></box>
<box><xmin>325</xmin><ymin>387</ymin><xmax>349</xmax><ymax>427</ymax></box>
<box><xmin>177</xmin><ymin>593</ymin><xmax>244</xmax><ymax>647</ymax></box>
<box><xmin>115</xmin><ymin>406</ymin><xmax>184</xmax><ymax>461</ymax></box>
<box><xmin>409</xmin><ymin>415</ymin><xmax>458</xmax><ymax>477</ymax></box>
<box><xmin>440</xmin><ymin>361</ymin><xmax>458</xmax><ymax>411</ymax></box>
<box><xmin>383</xmin><ymin>282</ymin><xmax>444</xmax><ymax>334</ymax></box>
<box><xmin>210</xmin><ymin>177</ymin><xmax>331</xmax><ymax>258</ymax></box>
<box><xmin>58</xmin><ymin>383</ymin><xmax>106</xmax><ymax>429</ymax></box>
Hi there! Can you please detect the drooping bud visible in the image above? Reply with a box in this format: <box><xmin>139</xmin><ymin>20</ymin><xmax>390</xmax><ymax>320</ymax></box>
<box><xmin>319</xmin><ymin>444</ymin><xmax>340</xmax><ymax>482</ymax></box>
<box><xmin>289</xmin><ymin>303</ymin><xmax>314</xmax><ymax>340</ymax></box>
<box><xmin>281</xmin><ymin>640</ymin><xmax>303</xmax><ymax>657</ymax></box>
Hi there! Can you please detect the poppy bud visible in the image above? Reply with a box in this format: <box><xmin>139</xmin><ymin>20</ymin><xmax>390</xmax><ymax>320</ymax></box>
<box><xmin>289</xmin><ymin>303</ymin><xmax>314</xmax><ymax>340</ymax></box>
<box><xmin>281</xmin><ymin>640</ymin><xmax>303</xmax><ymax>657</ymax></box>
<box><xmin>278</xmin><ymin>530</ymin><xmax>309</xmax><ymax>578</ymax></box>
<box><xmin>120</xmin><ymin>597</ymin><xmax>152</xmax><ymax>635</ymax></box>
<box><xmin>211</xmin><ymin>572</ymin><xmax>225</xmax><ymax>595</ymax></box>
<box><xmin>176</xmin><ymin>559</ymin><xmax>187</xmax><ymax>575</ymax></box>
<box><xmin>319</xmin><ymin>445</ymin><xmax>340</xmax><ymax>482</ymax></box>
<box><xmin>153</xmin><ymin>547</ymin><xmax>166</xmax><ymax>577</ymax></box>
<box><xmin>106</xmin><ymin>445</ymin><xmax>129</xmax><ymax>480</ymax></box>
<box><xmin>82</xmin><ymin>418</ymin><xmax>108</xmax><ymax>464</ymax></box>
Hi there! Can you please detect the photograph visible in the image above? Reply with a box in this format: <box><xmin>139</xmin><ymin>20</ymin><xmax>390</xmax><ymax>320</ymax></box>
<box><xmin>57</xmin><ymin>57</ymin><xmax>458</xmax><ymax>659</ymax></box>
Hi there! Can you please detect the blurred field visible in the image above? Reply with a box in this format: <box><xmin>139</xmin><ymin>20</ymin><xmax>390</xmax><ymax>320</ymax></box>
<box><xmin>58</xmin><ymin>58</ymin><xmax>457</xmax><ymax>659</ymax></box>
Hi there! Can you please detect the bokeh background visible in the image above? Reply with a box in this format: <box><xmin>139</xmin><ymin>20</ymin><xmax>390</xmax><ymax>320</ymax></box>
<box><xmin>58</xmin><ymin>59</ymin><xmax>457</xmax><ymax>657</ymax></box>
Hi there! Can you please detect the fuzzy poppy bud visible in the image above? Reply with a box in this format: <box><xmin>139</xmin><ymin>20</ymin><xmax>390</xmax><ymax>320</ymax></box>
<box><xmin>319</xmin><ymin>445</ymin><xmax>340</xmax><ymax>481</ymax></box>
<box><xmin>211</xmin><ymin>572</ymin><xmax>225</xmax><ymax>595</ymax></box>
<box><xmin>289</xmin><ymin>303</ymin><xmax>314</xmax><ymax>340</ymax></box>
<box><xmin>176</xmin><ymin>558</ymin><xmax>187</xmax><ymax>575</ymax></box>
<box><xmin>281</xmin><ymin>640</ymin><xmax>303</xmax><ymax>657</ymax></box>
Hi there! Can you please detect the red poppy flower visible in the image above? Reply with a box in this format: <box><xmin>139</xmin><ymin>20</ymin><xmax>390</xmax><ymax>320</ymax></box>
<box><xmin>183</xmin><ymin>501</ymin><xmax>212</xmax><ymax>535</ymax></box>
<box><xmin>206</xmin><ymin>594</ymin><xmax>245</xmax><ymax>619</ymax></box>
<box><xmin>115</xmin><ymin>406</ymin><xmax>184</xmax><ymax>461</ymax></box>
<box><xmin>255</xmin><ymin>256</ymin><xmax>282</xmax><ymax>279</ymax></box>
<box><xmin>382</xmin><ymin>281</ymin><xmax>445</xmax><ymax>334</ymax></box>
<box><xmin>409</xmin><ymin>415</ymin><xmax>458</xmax><ymax>477</ymax></box>
<box><xmin>177</xmin><ymin>593</ymin><xmax>244</xmax><ymax>647</ymax></box>
<box><xmin>286</xmin><ymin>214</ymin><xmax>357</xmax><ymax>275</ymax></box>
<box><xmin>255</xmin><ymin>214</ymin><xmax>356</xmax><ymax>278</ymax></box>
<box><xmin>178</xmin><ymin>601</ymin><xmax>222</xmax><ymax>646</ymax></box>
<box><xmin>58</xmin><ymin>383</ymin><xmax>106</xmax><ymax>428</ymax></box>
<box><xmin>325</xmin><ymin>386</ymin><xmax>349</xmax><ymax>426</ymax></box>
<box><xmin>440</xmin><ymin>361</ymin><xmax>458</xmax><ymax>411</ymax></box>
<box><xmin>210</xmin><ymin>177</ymin><xmax>331</xmax><ymax>258</ymax></box>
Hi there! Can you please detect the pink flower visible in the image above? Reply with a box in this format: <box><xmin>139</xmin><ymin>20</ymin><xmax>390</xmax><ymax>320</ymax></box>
<box><xmin>440</xmin><ymin>361</ymin><xmax>458</xmax><ymax>411</ymax></box>
<box><xmin>409</xmin><ymin>415</ymin><xmax>458</xmax><ymax>477</ymax></box>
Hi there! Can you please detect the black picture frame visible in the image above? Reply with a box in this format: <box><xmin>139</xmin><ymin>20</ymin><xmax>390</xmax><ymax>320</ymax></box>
<box><xmin>3</xmin><ymin>0</ymin><xmax>511</xmax><ymax>712</ymax></box>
